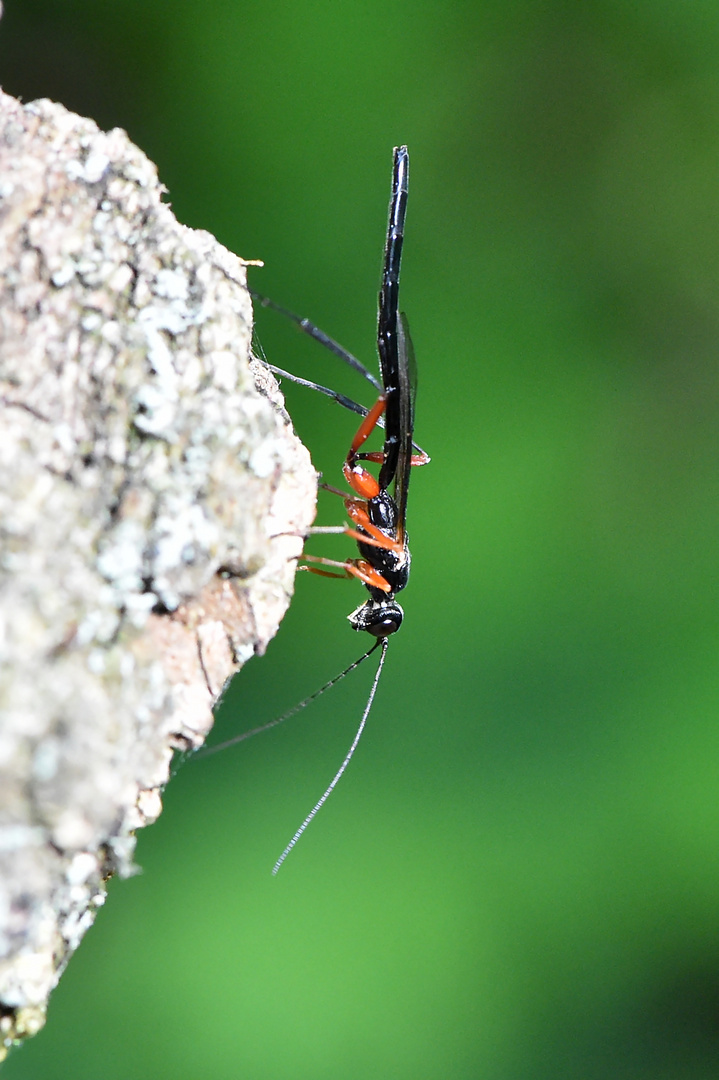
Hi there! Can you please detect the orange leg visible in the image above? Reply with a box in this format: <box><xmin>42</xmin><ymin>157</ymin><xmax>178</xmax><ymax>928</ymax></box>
<box><xmin>343</xmin><ymin>461</ymin><xmax>380</xmax><ymax>500</ymax></box>
<box><xmin>345</xmin><ymin>500</ymin><xmax>404</xmax><ymax>554</ymax></box>
<box><xmin>342</xmin><ymin>395</ymin><xmax>387</xmax><ymax>500</ymax></box>
<box><xmin>343</xmin><ymin>447</ymin><xmax>430</xmax><ymax>498</ymax></box>
<box><xmin>300</xmin><ymin>554</ymin><xmax>392</xmax><ymax>593</ymax></box>
<box><xmin>306</xmin><ymin>522</ymin><xmax>405</xmax><ymax>553</ymax></box>
<box><xmin>314</xmin><ymin>491</ymin><xmax>405</xmax><ymax>555</ymax></box>
<box><xmin>349</xmin><ymin>394</ymin><xmax>386</xmax><ymax>456</ymax></box>
<box><xmin>356</xmin><ymin>450</ymin><xmax>430</xmax><ymax>467</ymax></box>
<box><xmin>342</xmin><ymin>526</ymin><xmax>400</xmax><ymax>552</ymax></box>
<box><xmin>302</xmin><ymin>394</ymin><xmax>425</xmax><ymax>574</ymax></box>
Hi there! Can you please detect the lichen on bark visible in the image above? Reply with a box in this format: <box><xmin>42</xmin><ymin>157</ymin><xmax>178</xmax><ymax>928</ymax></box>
<box><xmin>0</xmin><ymin>90</ymin><xmax>316</xmax><ymax>1057</ymax></box>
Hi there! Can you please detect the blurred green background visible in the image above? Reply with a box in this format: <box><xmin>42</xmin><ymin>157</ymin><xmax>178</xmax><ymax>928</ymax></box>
<box><xmin>4</xmin><ymin>1</ymin><xmax>719</xmax><ymax>1076</ymax></box>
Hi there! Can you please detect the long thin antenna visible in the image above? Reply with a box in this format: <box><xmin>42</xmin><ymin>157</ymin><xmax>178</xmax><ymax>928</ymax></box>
<box><xmin>272</xmin><ymin>636</ymin><xmax>389</xmax><ymax>875</ymax></box>
<box><xmin>194</xmin><ymin>640</ymin><xmax>383</xmax><ymax>761</ymax></box>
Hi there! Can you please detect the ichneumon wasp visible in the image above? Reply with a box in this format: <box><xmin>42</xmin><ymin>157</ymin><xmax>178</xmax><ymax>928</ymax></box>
<box><xmin>201</xmin><ymin>146</ymin><xmax>429</xmax><ymax>873</ymax></box>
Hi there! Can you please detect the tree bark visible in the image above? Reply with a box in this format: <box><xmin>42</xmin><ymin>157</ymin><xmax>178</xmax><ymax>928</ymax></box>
<box><xmin>0</xmin><ymin>90</ymin><xmax>316</xmax><ymax>1057</ymax></box>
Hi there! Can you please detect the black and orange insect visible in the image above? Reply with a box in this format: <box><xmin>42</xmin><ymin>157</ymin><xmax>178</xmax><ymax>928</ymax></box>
<box><xmin>205</xmin><ymin>146</ymin><xmax>429</xmax><ymax>872</ymax></box>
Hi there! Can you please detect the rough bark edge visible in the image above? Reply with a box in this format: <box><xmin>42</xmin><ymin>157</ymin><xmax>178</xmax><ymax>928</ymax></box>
<box><xmin>0</xmin><ymin>91</ymin><xmax>317</xmax><ymax>1057</ymax></box>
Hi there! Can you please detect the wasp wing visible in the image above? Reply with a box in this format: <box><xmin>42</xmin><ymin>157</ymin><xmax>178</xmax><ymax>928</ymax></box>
<box><xmin>392</xmin><ymin>310</ymin><xmax>417</xmax><ymax>546</ymax></box>
<box><xmin>377</xmin><ymin>146</ymin><xmax>409</xmax><ymax>493</ymax></box>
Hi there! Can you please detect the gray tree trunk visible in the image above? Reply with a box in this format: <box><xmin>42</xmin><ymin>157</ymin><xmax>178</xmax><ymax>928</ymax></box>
<box><xmin>0</xmin><ymin>90</ymin><xmax>316</xmax><ymax>1057</ymax></box>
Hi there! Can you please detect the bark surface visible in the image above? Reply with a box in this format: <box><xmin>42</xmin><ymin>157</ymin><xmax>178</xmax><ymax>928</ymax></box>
<box><xmin>0</xmin><ymin>90</ymin><xmax>316</xmax><ymax>1056</ymax></box>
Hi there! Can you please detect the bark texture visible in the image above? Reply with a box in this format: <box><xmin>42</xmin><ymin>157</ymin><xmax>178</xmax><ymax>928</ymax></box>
<box><xmin>0</xmin><ymin>90</ymin><xmax>316</xmax><ymax>1056</ymax></box>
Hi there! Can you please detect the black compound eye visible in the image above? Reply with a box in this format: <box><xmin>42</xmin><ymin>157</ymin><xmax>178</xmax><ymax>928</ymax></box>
<box><xmin>347</xmin><ymin>599</ymin><xmax>404</xmax><ymax>636</ymax></box>
<box><xmin>366</xmin><ymin>602</ymin><xmax>403</xmax><ymax>636</ymax></box>
<box><xmin>367</xmin><ymin>616</ymin><xmax>401</xmax><ymax>637</ymax></box>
